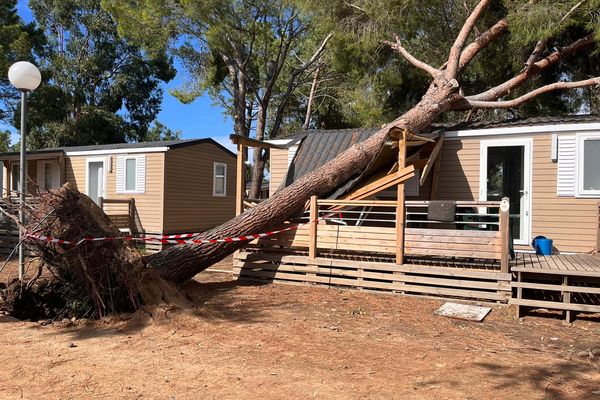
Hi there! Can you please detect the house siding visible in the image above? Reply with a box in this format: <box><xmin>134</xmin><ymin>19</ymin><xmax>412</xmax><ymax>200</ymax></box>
<box><xmin>163</xmin><ymin>142</ymin><xmax>236</xmax><ymax>234</ymax></box>
<box><xmin>65</xmin><ymin>153</ymin><xmax>165</xmax><ymax>234</ymax></box>
<box><xmin>269</xmin><ymin>148</ymin><xmax>288</xmax><ymax>196</ymax></box>
<box><xmin>439</xmin><ymin>134</ymin><xmax>598</xmax><ymax>253</ymax></box>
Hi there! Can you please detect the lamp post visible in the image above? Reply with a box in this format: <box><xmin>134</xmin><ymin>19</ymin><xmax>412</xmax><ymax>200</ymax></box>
<box><xmin>8</xmin><ymin>61</ymin><xmax>41</xmax><ymax>280</ymax></box>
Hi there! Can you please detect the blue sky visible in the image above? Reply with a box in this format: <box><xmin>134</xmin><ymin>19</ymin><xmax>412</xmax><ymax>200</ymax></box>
<box><xmin>4</xmin><ymin>0</ymin><xmax>236</xmax><ymax>153</ymax></box>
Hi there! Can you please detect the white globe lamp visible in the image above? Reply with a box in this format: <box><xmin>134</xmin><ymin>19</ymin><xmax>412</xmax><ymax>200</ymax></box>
<box><xmin>8</xmin><ymin>61</ymin><xmax>41</xmax><ymax>281</ymax></box>
<box><xmin>8</xmin><ymin>61</ymin><xmax>41</xmax><ymax>92</ymax></box>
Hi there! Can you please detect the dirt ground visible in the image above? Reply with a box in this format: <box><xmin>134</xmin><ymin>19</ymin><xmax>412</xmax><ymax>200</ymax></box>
<box><xmin>1</xmin><ymin>256</ymin><xmax>599</xmax><ymax>400</ymax></box>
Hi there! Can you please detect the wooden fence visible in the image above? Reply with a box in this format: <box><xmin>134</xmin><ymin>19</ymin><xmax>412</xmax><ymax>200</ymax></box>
<box><xmin>248</xmin><ymin>197</ymin><xmax>511</xmax><ymax>273</ymax></box>
<box><xmin>236</xmin><ymin>197</ymin><xmax>513</xmax><ymax>301</ymax></box>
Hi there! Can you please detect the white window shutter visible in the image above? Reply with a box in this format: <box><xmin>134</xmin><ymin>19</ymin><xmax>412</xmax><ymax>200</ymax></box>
<box><xmin>116</xmin><ymin>155</ymin><xmax>125</xmax><ymax>193</ymax></box>
<box><xmin>136</xmin><ymin>155</ymin><xmax>146</xmax><ymax>193</ymax></box>
<box><xmin>557</xmin><ymin>135</ymin><xmax>576</xmax><ymax>197</ymax></box>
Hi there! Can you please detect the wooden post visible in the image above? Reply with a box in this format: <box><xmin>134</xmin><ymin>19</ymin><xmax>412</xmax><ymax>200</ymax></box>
<box><xmin>500</xmin><ymin>197</ymin><xmax>510</xmax><ymax>274</ymax></box>
<box><xmin>596</xmin><ymin>202</ymin><xmax>600</xmax><ymax>253</ymax></box>
<box><xmin>309</xmin><ymin>195</ymin><xmax>318</xmax><ymax>259</ymax></box>
<box><xmin>235</xmin><ymin>143</ymin><xmax>245</xmax><ymax>216</ymax></box>
<box><xmin>563</xmin><ymin>275</ymin><xmax>573</xmax><ymax>324</ymax></box>
<box><xmin>128</xmin><ymin>198</ymin><xmax>136</xmax><ymax>234</ymax></box>
<box><xmin>395</xmin><ymin>131</ymin><xmax>407</xmax><ymax>265</ymax></box>
<box><xmin>515</xmin><ymin>271</ymin><xmax>523</xmax><ymax>319</ymax></box>
<box><xmin>99</xmin><ymin>196</ymin><xmax>104</xmax><ymax>211</ymax></box>
<box><xmin>430</xmin><ymin>152</ymin><xmax>442</xmax><ymax>200</ymax></box>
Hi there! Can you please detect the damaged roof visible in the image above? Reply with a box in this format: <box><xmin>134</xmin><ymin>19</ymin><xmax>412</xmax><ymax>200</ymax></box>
<box><xmin>280</xmin><ymin>127</ymin><xmax>436</xmax><ymax>198</ymax></box>
<box><xmin>275</xmin><ymin>114</ymin><xmax>599</xmax><ymax>198</ymax></box>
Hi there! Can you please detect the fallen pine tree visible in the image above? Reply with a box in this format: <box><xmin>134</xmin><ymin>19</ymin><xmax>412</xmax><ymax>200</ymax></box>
<box><xmin>4</xmin><ymin>0</ymin><xmax>599</xmax><ymax>319</ymax></box>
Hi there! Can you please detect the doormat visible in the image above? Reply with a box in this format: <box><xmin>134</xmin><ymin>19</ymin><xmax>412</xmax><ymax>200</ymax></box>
<box><xmin>434</xmin><ymin>302</ymin><xmax>491</xmax><ymax>322</ymax></box>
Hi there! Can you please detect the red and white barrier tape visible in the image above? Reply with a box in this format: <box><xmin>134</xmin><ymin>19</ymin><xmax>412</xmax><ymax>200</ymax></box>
<box><xmin>25</xmin><ymin>219</ymin><xmax>316</xmax><ymax>247</ymax></box>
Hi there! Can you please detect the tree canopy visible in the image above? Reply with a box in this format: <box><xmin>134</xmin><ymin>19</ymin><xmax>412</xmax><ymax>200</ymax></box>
<box><xmin>296</xmin><ymin>0</ymin><xmax>600</xmax><ymax>127</ymax></box>
<box><xmin>0</xmin><ymin>0</ymin><xmax>44</xmax><ymax>124</ymax></box>
<box><xmin>20</xmin><ymin>0</ymin><xmax>176</xmax><ymax>149</ymax></box>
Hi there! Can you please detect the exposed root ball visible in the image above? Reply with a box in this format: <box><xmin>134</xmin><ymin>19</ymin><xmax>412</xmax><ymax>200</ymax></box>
<box><xmin>13</xmin><ymin>184</ymin><xmax>185</xmax><ymax>320</ymax></box>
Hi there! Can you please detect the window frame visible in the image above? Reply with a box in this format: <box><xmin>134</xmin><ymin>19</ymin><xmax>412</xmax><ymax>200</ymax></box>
<box><xmin>123</xmin><ymin>156</ymin><xmax>138</xmax><ymax>193</ymax></box>
<box><xmin>10</xmin><ymin>162</ymin><xmax>20</xmax><ymax>193</ymax></box>
<box><xmin>213</xmin><ymin>162</ymin><xmax>227</xmax><ymax>197</ymax></box>
<box><xmin>576</xmin><ymin>133</ymin><xmax>600</xmax><ymax>198</ymax></box>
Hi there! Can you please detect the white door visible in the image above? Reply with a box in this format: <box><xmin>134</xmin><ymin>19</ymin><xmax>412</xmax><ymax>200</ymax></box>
<box><xmin>87</xmin><ymin>161</ymin><xmax>105</xmax><ymax>205</ymax></box>
<box><xmin>480</xmin><ymin>139</ymin><xmax>532</xmax><ymax>245</ymax></box>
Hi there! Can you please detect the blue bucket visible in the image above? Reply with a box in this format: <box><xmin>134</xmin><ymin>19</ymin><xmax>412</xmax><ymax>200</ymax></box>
<box><xmin>532</xmin><ymin>236</ymin><xmax>553</xmax><ymax>256</ymax></box>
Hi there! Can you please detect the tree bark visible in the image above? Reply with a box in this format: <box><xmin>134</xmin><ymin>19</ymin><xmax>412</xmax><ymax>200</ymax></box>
<box><xmin>146</xmin><ymin>75</ymin><xmax>462</xmax><ymax>284</ymax></box>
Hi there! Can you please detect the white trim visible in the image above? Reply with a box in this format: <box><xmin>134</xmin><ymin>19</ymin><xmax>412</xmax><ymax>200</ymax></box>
<box><xmin>479</xmin><ymin>138</ymin><xmax>532</xmax><ymax>245</ymax></box>
<box><xmin>265</xmin><ymin>139</ymin><xmax>294</xmax><ymax>146</ymax></box>
<box><xmin>287</xmin><ymin>144</ymin><xmax>299</xmax><ymax>167</ymax></box>
<box><xmin>85</xmin><ymin>157</ymin><xmax>107</xmax><ymax>203</ymax></box>
<box><xmin>576</xmin><ymin>133</ymin><xmax>600</xmax><ymax>198</ymax></box>
<box><xmin>213</xmin><ymin>162</ymin><xmax>227</xmax><ymax>197</ymax></box>
<box><xmin>65</xmin><ymin>147</ymin><xmax>168</xmax><ymax>156</ymax></box>
<box><xmin>445</xmin><ymin>122</ymin><xmax>600</xmax><ymax>139</ymax></box>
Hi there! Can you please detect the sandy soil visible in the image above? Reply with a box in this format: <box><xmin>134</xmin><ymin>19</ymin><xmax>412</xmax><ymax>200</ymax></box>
<box><xmin>1</xmin><ymin>257</ymin><xmax>599</xmax><ymax>400</ymax></box>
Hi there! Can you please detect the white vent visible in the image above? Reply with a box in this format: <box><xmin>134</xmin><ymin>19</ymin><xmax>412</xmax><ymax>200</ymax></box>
<box><xmin>557</xmin><ymin>135</ymin><xmax>576</xmax><ymax>197</ymax></box>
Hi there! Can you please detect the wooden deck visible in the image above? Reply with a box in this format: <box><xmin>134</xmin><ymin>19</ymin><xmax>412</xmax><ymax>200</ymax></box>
<box><xmin>511</xmin><ymin>253</ymin><xmax>600</xmax><ymax>276</ymax></box>
<box><xmin>509</xmin><ymin>253</ymin><xmax>600</xmax><ymax>322</ymax></box>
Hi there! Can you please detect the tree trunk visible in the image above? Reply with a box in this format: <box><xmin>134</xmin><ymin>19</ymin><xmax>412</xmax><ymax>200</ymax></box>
<box><xmin>147</xmin><ymin>77</ymin><xmax>459</xmax><ymax>284</ymax></box>
<box><xmin>249</xmin><ymin>101</ymin><xmax>269</xmax><ymax>199</ymax></box>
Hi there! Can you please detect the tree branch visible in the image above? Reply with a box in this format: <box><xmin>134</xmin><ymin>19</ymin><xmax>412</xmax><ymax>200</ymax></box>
<box><xmin>446</xmin><ymin>0</ymin><xmax>492</xmax><ymax>78</ymax></box>
<box><xmin>468</xmin><ymin>33</ymin><xmax>596</xmax><ymax>101</ymax></box>
<box><xmin>458</xmin><ymin>18</ymin><xmax>508</xmax><ymax>74</ymax></box>
<box><xmin>384</xmin><ymin>34</ymin><xmax>440</xmax><ymax>78</ymax></box>
<box><xmin>462</xmin><ymin>77</ymin><xmax>600</xmax><ymax>109</ymax></box>
<box><xmin>523</xmin><ymin>1</ymin><xmax>587</xmax><ymax>71</ymax></box>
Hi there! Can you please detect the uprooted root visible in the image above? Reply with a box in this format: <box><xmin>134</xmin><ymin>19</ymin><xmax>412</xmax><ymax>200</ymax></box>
<box><xmin>6</xmin><ymin>183</ymin><xmax>188</xmax><ymax>321</ymax></box>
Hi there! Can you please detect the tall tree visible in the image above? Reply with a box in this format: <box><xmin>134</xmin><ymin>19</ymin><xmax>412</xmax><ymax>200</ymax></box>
<box><xmin>102</xmin><ymin>0</ymin><xmax>333</xmax><ymax>198</ymax></box>
<box><xmin>24</xmin><ymin>0</ymin><xmax>176</xmax><ymax>149</ymax></box>
<box><xmin>145</xmin><ymin>121</ymin><xmax>182</xmax><ymax>142</ymax></box>
<box><xmin>0</xmin><ymin>0</ymin><xmax>44</xmax><ymax>124</ymax></box>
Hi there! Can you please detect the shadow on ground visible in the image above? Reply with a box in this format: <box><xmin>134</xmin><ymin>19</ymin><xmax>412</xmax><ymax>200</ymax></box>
<box><xmin>26</xmin><ymin>273</ymin><xmax>283</xmax><ymax>341</ymax></box>
<box><xmin>474</xmin><ymin>361</ymin><xmax>600</xmax><ymax>399</ymax></box>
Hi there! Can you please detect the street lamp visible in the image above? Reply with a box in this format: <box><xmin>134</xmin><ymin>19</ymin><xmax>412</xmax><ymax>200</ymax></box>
<box><xmin>8</xmin><ymin>61</ymin><xmax>41</xmax><ymax>281</ymax></box>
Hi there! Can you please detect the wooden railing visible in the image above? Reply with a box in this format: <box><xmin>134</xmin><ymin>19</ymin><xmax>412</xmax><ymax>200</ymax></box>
<box><xmin>99</xmin><ymin>197</ymin><xmax>136</xmax><ymax>234</ymax></box>
<box><xmin>249</xmin><ymin>197</ymin><xmax>511</xmax><ymax>273</ymax></box>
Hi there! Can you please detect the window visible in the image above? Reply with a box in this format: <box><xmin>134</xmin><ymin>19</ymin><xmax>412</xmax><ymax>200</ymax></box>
<box><xmin>44</xmin><ymin>163</ymin><xmax>53</xmax><ymax>190</ymax></box>
<box><xmin>213</xmin><ymin>163</ymin><xmax>227</xmax><ymax>196</ymax></box>
<box><xmin>577</xmin><ymin>134</ymin><xmax>600</xmax><ymax>197</ymax></box>
<box><xmin>125</xmin><ymin>158</ymin><xmax>137</xmax><ymax>191</ymax></box>
<box><xmin>116</xmin><ymin>155</ymin><xmax>145</xmax><ymax>194</ymax></box>
<box><xmin>11</xmin><ymin>163</ymin><xmax>19</xmax><ymax>193</ymax></box>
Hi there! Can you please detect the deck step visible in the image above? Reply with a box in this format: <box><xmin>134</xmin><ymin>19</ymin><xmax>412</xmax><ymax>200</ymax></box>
<box><xmin>509</xmin><ymin>298</ymin><xmax>600</xmax><ymax>313</ymax></box>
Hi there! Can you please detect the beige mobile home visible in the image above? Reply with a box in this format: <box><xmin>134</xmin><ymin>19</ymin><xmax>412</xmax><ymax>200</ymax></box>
<box><xmin>267</xmin><ymin>115</ymin><xmax>600</xmax><ymax>254</ymax></box>
<box><xmin>0</xmin><ymin>138</ymin><xmax>236</xmax><ymax>240</ymax></box>
<box><xmin>230</xmin><ymin>115</ymin><xmax>600</xmax><ymax>320</ymax></box>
